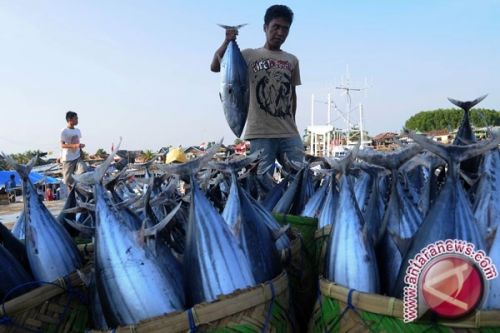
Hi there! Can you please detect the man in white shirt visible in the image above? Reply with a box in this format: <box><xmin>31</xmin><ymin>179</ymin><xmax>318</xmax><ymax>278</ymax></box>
<box><xmin>60</xmin><ymin>111</ymin><xmax>88</xmax><ymax>190</ymax></box>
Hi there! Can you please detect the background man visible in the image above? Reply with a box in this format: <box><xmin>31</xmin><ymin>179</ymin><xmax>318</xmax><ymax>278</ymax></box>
<box><xmin>60</xmin><ymin>111</ymin><xmax>88</xmax><ymax>190</ymax></box>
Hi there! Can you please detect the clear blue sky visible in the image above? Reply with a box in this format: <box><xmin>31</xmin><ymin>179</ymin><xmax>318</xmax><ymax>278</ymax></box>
<box><xmin>1</xmin><ymin>1</ymin><xmax>499</xmax><ymax>154</ymax></box>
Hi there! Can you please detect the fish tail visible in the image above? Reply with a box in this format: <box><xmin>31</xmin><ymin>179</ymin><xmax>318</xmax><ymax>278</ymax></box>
<box><xmin>93</xmin><ymin>138</ymin><xmax>122</xmax><ymax>182</ymax></box>
<box><xmin>0</xmin><ymin>153</ymin><xmax>36</xmax><ymax>179</ymax></box>
<box><xmin>217</xmin><ymin>24</ymin><xmax>248</xmax><ymax>31</ymax></box>
<box><xmin>447</xmin><ymin>94</ymin><xmax>488</xmax><ymax>111</ymax></box>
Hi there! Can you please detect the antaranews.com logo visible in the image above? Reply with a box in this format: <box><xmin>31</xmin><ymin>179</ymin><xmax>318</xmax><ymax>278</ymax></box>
<box><xmin>403</xmin><ymin>239</ymin><xmax>498</xmax><ymax>323</ymax></box>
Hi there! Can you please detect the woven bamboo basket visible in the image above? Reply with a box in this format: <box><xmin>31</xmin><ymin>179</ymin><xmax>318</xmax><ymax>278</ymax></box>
<box><xmin>314</xmin><ymin>225</ymin><xmax>332</xmax><ymax>276</ymax></box>
<box><xmin>309</xmin><ymin>277</ymin><xmax>500</xmax><ymax>333</ymax></box>
<box><xmin>0</xmin><ymin>270</ymin><xmax>89</xmax><ymax>333</ymax></box>
<box><xmin>89</xmin><ymin>270</ymin><xmax>292</xmax><ymax>333</ymax></box>
<box><xmin>273</xmin><ymin>214</ymin><xmax>319</xmax><ymax>332</ymax></box>
<box><xmin>273</xmin><ymin>214</ymin><xmax>318</xmax><ymax>263</ymax></box>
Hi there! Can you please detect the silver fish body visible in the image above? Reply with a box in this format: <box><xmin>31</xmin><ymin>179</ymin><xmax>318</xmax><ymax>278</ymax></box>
<box><xmin>238</xmin><ymin>187</ymin><xmax>282</xmax><ymax>283</ymax></box>
<box><xmin>184</xmin><ymin>178</ymin><xmax>255</xmax><ymax>305</ymax></box>
<box><xmin>23</xmin><ymin>180</ymin><xmax>82</xmax><ymax>282</ymax></box>
<box><xmin>317</xmin><ymin>177</ymin><xmax>338</xmax><ymax>229</ymax></box>
<box><xmin>220</xmin><ymin>40</ymin><xmax>249</xmax><ymax>138</ymax></box>
<box><xmin>11</xmin><ymin>209</ymin><xmax>26</xmax><ymax>240</ymax></box>
<box><xmin>94</xmin><ymin>184</ymin><xmax>184</xmax><ymax>326</ymax></box>
<box><xmin>301</xmin><ymin>176</ymin><xmax>329</xmax><ymax>218</ymax></box>
<box><xmin>324</xmin><ymin>175</ymin><xmax>380</xmax><ymax>293</ymax></box>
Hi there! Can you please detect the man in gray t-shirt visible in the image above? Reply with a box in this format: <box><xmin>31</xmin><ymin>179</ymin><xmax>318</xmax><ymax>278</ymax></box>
<box><xmin>211</xmin><ymin>5</ymin><xmax>304</xmax><ymax>187</ymax></box>
<box><xmin>60</xmin><ymin>111</ymin><xmax>88</xmax><ymax>190</ymax></box>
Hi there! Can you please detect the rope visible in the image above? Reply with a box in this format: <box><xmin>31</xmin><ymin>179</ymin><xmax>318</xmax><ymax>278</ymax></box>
<box><xmin>319</xmin><ymin>287</ymin><xmax>379</xmax><ymax>333</ymax></box>
<box><xmin>261</xmin><ymin>282</ymin><xmax>276</xmax><ymax>333</ymax></box>
<box><xmin>187</xmin><ymin>308</ymin><xmax>197</xmax><ymax>332</ymax></box>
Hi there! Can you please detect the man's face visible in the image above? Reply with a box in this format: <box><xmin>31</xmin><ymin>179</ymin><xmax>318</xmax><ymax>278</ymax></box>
<box><xmin>69</xmin><ymin>116</ymin><xmax>79</xmax><ymax>126</ymax></box>
<box><xmin>264</xmin><ymin>17</ymin><xmax>290</xmax><ymax>50</ymax></box>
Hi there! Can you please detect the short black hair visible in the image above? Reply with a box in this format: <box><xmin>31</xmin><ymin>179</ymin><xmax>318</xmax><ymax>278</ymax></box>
<box><xmin>264</xmin><ymin>5</ymin><xmax>294</xmax><ymax>25</ymax></box>
<box><xmin>66</xmin><ymin>111</ymin><xmax>78</xmax><ymax>121</ymax></box>
<box><xmin>10</xmin><ymin>174</ymin><xmax>15</xmax><ymax>179</ymax></box>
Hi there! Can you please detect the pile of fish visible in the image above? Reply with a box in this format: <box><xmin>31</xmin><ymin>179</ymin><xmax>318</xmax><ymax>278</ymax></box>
<box><xmin>0</xmin><ymin>141</ymin><xmax>287</xmax><ymax>329</ymax></box>
<box><xmin>292</xmin><ymin>95</ymin><xmax>499</xmax><ymax>309</ymax></box>
<box><xmin>1</xmin><ymin>94</ymin><xmax>498</xmax><ymax>330</ymax></box>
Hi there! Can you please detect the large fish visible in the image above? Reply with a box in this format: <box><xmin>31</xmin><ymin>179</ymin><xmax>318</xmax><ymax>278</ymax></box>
<box><xmin>324</xmin><ymin>147</ymin><xmax>380</xmax><ymax>293</ymax></box>
<box><xmin>393</xmin><ymin>132</ymin><xmax>500</xmax><ymax>297</ymax></box>
<box><xmin>400</xmin><ymin>151</ymin><xmax>446</xmax><ymax>218</ymax></box>
<box><xmin>80</xmin><ymin>145</ymin><xmax>185</xmax><ymax>326</ymax></box>
<box><xmin>0</xmin><ymin>221</ymin><xmax>31</xmax><ymax>274</ymax></box>
<box><xmin>473</xmin><ymin>148</ymin><xmax>500</xmax><ymax>246</ymax></box>
<box><xmin>301</xmin><ymin>174</ymin><xmax>330</xmax><ymax>218</ymax></box>
<box><xmin>1</xmin><ymin>154</ymin><xmax>82</xmax><ymax>282</ymax></box>
<box><xmin>0</xmin><ymin>244</ymin><xmax>33</xmax><ymax>301</ymax></box>
<box><xmin>11</xmin><ymin>209</ymin><xmax>26</xmax><ymax>240</ymax></box>
<box><xmin>352</xmin><ymin>163</ymin><xmax>386</xmax><ymax>246</ymax></box>
<box><xmin>484</xmin><ymin>227</ymin><xmax>500</xmax><ymax>309</ymax></box>
<box><xmin>358</xmin><ymin>145</ymin><xmax>423</xmax><ymax>294</ymax></box>
<box><xmin>317</xmin><ymin>173</ymin><xmax>338</xmax><ymax>229</ymax></box>
<box><xmin>162</xmin><ymin>143</ymin><xmax>255</xmax><ymax>305</ymax></box>
<box><xmin>219</xmin><ymin>24</ymin><xmax>249</xmax><ymax>138</ymax></box>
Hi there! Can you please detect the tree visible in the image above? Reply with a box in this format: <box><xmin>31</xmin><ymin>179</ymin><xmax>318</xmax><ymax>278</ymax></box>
<box><xmin>404</xmin><ymin>108</ymin><xmax>500</xmax><ymax>132</ymax></box>
<box><xmin>141</xmin><ymin>150</ymin><xmax>155</xmax><ymax>162</ymax></box>
<box><xmin>6</xmin><ymin>150</ymin><xmax>48</xmax><ymax>166</ymax></box>
<box><xmin>94</xmin><ymin>148</ymin><xmax>108</xmax><ymax>159</ymax></box>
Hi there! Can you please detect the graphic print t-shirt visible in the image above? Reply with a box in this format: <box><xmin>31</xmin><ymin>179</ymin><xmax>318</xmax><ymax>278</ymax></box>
<box><xmin>241</xmin><ymin>48</ymin><xmax>301</xmax><ymax>139</ymax></box>
<box><xmin>60</xmin><ymin>128</ymin><xmax>81</xmax><ymax>162</ymax></box>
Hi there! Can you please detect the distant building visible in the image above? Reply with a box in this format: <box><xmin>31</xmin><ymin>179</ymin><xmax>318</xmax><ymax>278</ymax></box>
<box><xmin>372</xmin><ymin>132</ymin><xmax>399</xmax><ymax>151</ymax></box>
<box><xmin>425</xmin><ymin>129</ymin><xmax>453</xmax><ymax>144</ymax></box>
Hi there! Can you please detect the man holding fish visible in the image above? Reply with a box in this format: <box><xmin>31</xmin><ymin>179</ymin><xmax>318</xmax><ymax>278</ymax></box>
<box><xmin>211</xmin><ymin>5</ymin><xmax>304</xmax><ymax>185</ymax></box>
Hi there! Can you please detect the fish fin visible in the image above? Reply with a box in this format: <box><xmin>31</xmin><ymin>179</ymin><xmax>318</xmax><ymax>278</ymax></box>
<box><xmin>76</xmin><ymin>198</ymin><xmax>96</xmax><ymax>211</ymax></box>
<box><xmin>112</xmin><ymin>195</ymin><xmax>142</xmax><ymax>210</ymax></box>
<box><xmin>392</xmin><ymin>233</ymin><xmax>411</xmax><ymax>255</ymax></box>
<box><xmin>137</xmin><ymin>219</ymin><xmax>147</xmax><ymax>247</ymax></box>
<box><xmin>459</xmin><ymin>170</ymin><xmax>477</xmax><ymax>187</ymax></box>
<box><xmin>64</xmin><ymin>218</ymin><xmax>95</xmax><ymax>235</ymax></box>
<box><xmin>74</xmin><ymin>138</ymin><xmax>123</xmax><ymax>185</ymax></box>
<box><xmin>76</xmin><ymin>269</ymin><xmax>92</xmax><ymax>287</ymax></box>
<box><xmin>447</xmin><ymin>94</ymin><xmax>488</xmax><ymax>111</ymax></box>
<box><xmin>103</xmin><ymin>167</ymin><xmax>129</xmax><ymax>189</ymax></box>
<box><xmin>143</xmin><ymin>202</ymin><xmax>182</xmax><ymax>237</ymax></box>
<box><xmin>210</xmin><ymin>149</ymin><xmax>263</xmax><ymax>174</ymax></box>
<box><xmin>273</xmin><ymin>224</ymin><xmax>290</xmax><ymax>240</ymax></box>
<box><xmin>155</xmin><ymin>139</ymin><xmax>223</xmax><ymax>177</ymax></box>
<box><xmin>358</xmin><ymin>142</ymin><xmax>422</xmax><ymax>170</ymax></box>
<box><xmin>61</xmin><ymin>207</ymin><xmax>87</xmax><ymax>214</ymax></box>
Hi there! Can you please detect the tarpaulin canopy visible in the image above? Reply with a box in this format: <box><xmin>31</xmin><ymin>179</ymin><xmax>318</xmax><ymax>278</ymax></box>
<box><xmin>0</xmin><ymin>170</ymin><xmax>60</xmax><ymax>188</ymax></box>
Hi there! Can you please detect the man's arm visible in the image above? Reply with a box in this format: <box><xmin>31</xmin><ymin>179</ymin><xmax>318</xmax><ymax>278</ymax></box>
<box><xmin>210</xmin><ymin>29</ymin><xmax>238</xmax><ymax>72</ymax></box>
<box><xmin>60</xmin><ymin>141</ymin><xmax>85</xmax><ymax>149</ymax></box>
